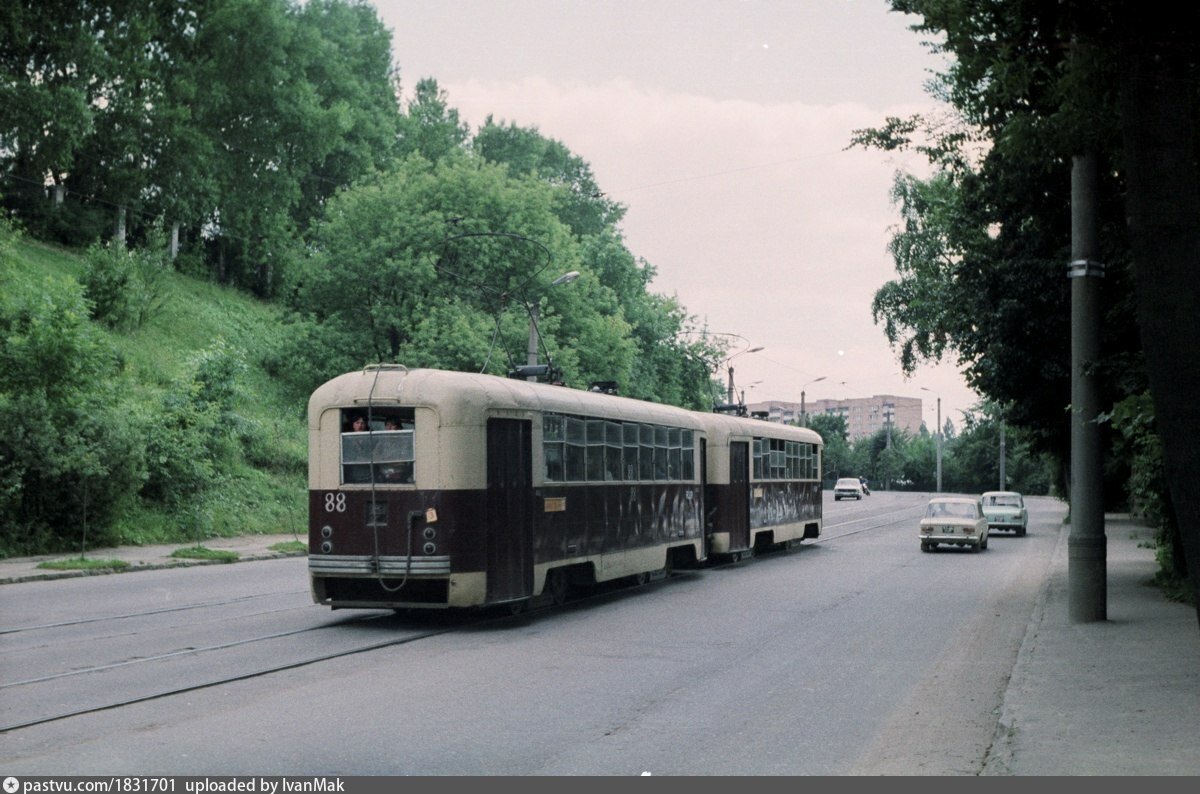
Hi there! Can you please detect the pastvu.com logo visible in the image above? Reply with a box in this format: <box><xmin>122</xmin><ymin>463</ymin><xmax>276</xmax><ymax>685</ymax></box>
<box><xmin>4</xmin><ymin>777</ymin><xmax>20</xmax><ymax>794</ymax></box>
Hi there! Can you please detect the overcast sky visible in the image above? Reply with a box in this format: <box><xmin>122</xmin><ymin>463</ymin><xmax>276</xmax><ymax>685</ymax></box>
<box><xmin>371</xmin><ymin>0</ymin><xmax>976</xmax><ymax>429</ymax></box>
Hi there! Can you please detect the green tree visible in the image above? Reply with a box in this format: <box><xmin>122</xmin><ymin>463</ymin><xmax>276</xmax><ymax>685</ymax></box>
<box><xmin>291</xmin><ymin>0</ymin><xmax>403</xmax><ymax>230</ymax></box>
<box><xmin>396</xmin><ymin>78</ymin><xmax>470</xmax><ymax>162</ymax></box>
<box><xmin>901</xmin><ymin>427</ymin><xmax>937</xmax><ymax>492</ymax></box>
<box><xmin>288</xmin><ymin>153</ymin><xmax>643</xmax><ymax>392</ymax></box>
<box><xmin>0</xmin><ymin>1</ymin><xmax>103</xmax><ymax>238</ymax></box>
<box><xmin>0</xmin><ymin>272</ymin><xmax>146</xmax><ymax>555</ymax></box>
<box><xmin>865</xmin><ymin>0</ymin><xmax>1200</xmax><ymax>616</ymax></box>
<box><xmin>809</xmin><ymin>413</ymin><xmax>851</xmax><ymax>484</ymax></box>
<box><xmin>474</xmin><ymin>118</ymin><xmax>626</xmax><ymax>237</ymax></box>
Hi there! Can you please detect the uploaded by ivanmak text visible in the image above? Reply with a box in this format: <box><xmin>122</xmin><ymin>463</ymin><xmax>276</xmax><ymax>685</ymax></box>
<box><xmin>5</xmin><ymin>780</ymin><xmax>345</xmax><ymax>794</ymax></box>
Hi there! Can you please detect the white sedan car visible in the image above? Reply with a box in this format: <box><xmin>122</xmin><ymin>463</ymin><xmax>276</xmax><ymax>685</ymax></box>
<box><xmin>919</xmin><ymin>496</ymin><xmax>989</xmax><ymax>552</ymax></box>
<box><xmin>981</xmin><ymin>491</ymin><xmax>1028</xmax><ymax>536</ymax></box>
<box><xmin>833</xmin><ymin>478</ymin><xmax>865</xmax><ymax>500</ymax></box>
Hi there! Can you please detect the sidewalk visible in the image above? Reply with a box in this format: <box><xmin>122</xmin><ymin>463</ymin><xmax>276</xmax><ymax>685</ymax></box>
<box><xmin>0</xmin><ymin>533</ymin><xmax>306</xmax><ymax>584</ymax></box>
<box><xmin>1</xmin><ymin>518</ymin><xmax>1197</xmax><ymax>775</ymax></box>
<box><xmin>982</xmin><ymin>514</ymin><xmax>1200</xmax><ymax>775</ymax></box>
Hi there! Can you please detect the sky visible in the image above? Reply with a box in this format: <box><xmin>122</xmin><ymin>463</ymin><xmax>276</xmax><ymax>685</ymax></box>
<box><xmin>370</xmin><ymin>0</ymin><xmax>976</xmax><ymax>430</ymax></box>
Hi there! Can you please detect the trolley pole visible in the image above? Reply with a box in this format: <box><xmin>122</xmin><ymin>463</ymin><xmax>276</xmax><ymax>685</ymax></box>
<box><xmin>1068</xmin><ymin>152</ymin><xmax>1106</xmax><ymax>622</ymax></box>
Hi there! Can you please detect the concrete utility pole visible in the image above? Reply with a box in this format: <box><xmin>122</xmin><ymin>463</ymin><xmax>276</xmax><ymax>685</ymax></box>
<box><xmin>724</xmin><ymin>346</ymin><xmax>763</xmax><ymax>403</ymax></box>
<box><xmin>921</xmin><ymin>387</ymin><xmax>942</xmax><ymax>493</ymax></box>
<box><xmin>1068</xmin><ymin>152</ymin><xmax>1106</xmax><ymax>622</ymax></box>
<box><xmin>999</xmin><ymin>418</ymin><xmax>1006</xmax><ymax>490</ymax></box>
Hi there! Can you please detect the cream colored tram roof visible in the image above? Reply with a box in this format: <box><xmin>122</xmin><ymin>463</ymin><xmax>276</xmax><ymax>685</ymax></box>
<box><xmin>695</xmin><ymin>411</ymin><xmax>824</xmax><ymax>447</ymax></box>
<box><xmin>309</xmin><ymin>366</ymin><xmax>707</xmax><ymax>430</ymax></box>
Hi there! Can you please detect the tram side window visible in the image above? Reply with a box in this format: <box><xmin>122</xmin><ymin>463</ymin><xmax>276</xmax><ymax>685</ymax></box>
<box><xmin>586</xmin><ymin>419</ymin><xmax>606</xmax><ymax>481</ymax></box>
<box><xmin>565</xmin><ymin>416</ymin><xmax>586</xmax><ymax>481</ymax></box>
<box><xmin>544</xmin><ymin>414</ymin><xmax>565</xmax><ymax>482</ymax></box>
<box><xmin>667</xmin><ymin>427</ymin><xmax>681</xmax><ymax>480</ymax></box>
<box><xmin>540</xmin><ymin>413</ymin><xmax>694</xmax><ymax>484</ymax></box>
<box><xmin>654</xmin><ymin>426</ymin><xmax>669</xmax><ymax>480</ymax></box>
<box><xmin>605</xmin><ymin>421</ymin><xmax>623</xmax><ymax>481</ymax></box>
<box><xmin>682</xmin><ymin>429</ymin><xmax>695</xmax><ymax>480</ymax></box>
<box><xmin>624</xmin><ymin>423</ymin><xmax>640</xmax><ymax>480</ymax></box>
<box><xmin>640</xmin><ymin>424</ymin><xmax>656</xmax><ymax>480</ymax></box>
<box><xmin>786</xmin><ymin>440</ymin><xmax>800</xmax><ymax>479</ymax></box>
<box><xmin>802</xmin><ymin>443</ymin><xmax>816</xmax><ymax>480</ymax></box>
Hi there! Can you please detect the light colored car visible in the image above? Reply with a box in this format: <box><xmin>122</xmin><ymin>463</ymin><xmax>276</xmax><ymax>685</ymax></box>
<box><xmin>833</xmin><ymin>477</ymin><xmax>865</xmax><ymax>500</ymax></box>
<box><xmin>919</xmin><ymin>496</ymin><xmax>989</xmax><ymax>552</ymax></box>
<box><xmin>981</xmin><ymin>491</ymin><xmax>1028</xmax><ymax>536</ymax></box>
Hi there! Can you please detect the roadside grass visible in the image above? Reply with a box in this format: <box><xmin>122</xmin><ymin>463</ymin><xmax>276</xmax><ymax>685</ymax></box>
<box><xmin>171</xmin><ymin>546</ymin><xmax>240</xmax><ymax>562</ymax></box>
<box><xmin>270</xmin><ymin>540</ymin><xmax>307</xmax><ymax>554</ymax></box>
<box><xmin>37</xmin><ymin>557</ymin><xmax>131</xmax><ymax>572</ymax></box>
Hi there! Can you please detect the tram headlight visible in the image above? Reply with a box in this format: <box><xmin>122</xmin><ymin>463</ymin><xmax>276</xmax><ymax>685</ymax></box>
<box><xmin>321</xmin><ymin>525</ymin><xmax>333</xmax><ymax>539</ymax></box>
<box><xmin>321</xmin><ymin>540</ymin><xmax>333</xmax><ymax>554</ymax></box>
<box><xmin>423</xmin><ymin>542</ymin><xmax>437</xmax><ymax>555</ymax></box>
<box><xmin>422</xmin><ymin>526</ymin><xmax>436</xmax><ymax>540</ymax></box>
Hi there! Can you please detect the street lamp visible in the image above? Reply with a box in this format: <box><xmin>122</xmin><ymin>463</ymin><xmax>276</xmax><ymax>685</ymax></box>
<box><xmin>725</xmin><ymin>344</ymin><xmax>764</xmax><ymax>403</ymax></box>
<box><xmin>920</xmin><ymin>387</ymin><xmax>942</xmax><ymax>493</ymax></box>
<box><xmin>741</xmin><ymin>379</ymin><xmax>763</xmax><ymax>406</ymax></box>
<box><xmin>800</xmin><ymin>376</ymin><xmax>826</xmax><ymax>427</ymax></box>
<box><xmin>526</xmin><ymin>270</ymin><xmax>580</xmax><ymax>380</ymax></box>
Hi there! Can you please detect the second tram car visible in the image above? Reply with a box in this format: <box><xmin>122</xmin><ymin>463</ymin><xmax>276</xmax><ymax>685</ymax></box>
<box><xmin>307</xmin><ymin>365</ymin><xmax>823</xmax><ymax>612</ymax></box>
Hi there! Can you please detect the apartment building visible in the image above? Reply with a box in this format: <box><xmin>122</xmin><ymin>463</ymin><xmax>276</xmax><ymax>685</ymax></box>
<box><xmin>746</xmin><ymin>395</ymin><xmax>924</xmax><ymax>441</ymax></box>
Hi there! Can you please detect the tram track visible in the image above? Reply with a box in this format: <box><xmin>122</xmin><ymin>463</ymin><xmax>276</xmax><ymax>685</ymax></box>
<box><xmin>0</xmin><ymin>614</ymin><xmax>464</xmax><ymax>734</ymax></box>
<box><xmin>3</xmin><ymin>496</ymin><xmax>931</xmax><ymax>736</ymax></box>
<box><xmin>816</xmin><ymin>500</ymin><xmax>929</xmax><ymax>542</ymax></box>
<box><xmin>0</xmin><ymin>589</ymin><xmax>313</xmax><ymax>636</ymax></box>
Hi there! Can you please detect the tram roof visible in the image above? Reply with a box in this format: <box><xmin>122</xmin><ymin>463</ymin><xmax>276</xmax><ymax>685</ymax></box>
<box><xmin>310</xmin><ymin>366</ymin><xmax>705</xmax><ymax>429</ymax></box>
<box><xmin>695</xmin><ymin>410</ymin><xmax>823</xmax><ymax>446</ymax></box>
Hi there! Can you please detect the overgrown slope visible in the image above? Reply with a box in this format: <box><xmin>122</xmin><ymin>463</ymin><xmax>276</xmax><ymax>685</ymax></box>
<box><xmin>2</xmin><ymin>235</ymin><xmax>308</xmax><ymax>555</ymax></box>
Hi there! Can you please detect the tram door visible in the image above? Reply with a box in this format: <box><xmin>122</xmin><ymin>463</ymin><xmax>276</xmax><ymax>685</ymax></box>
<box><xmin>485</xmin><ymin>418</ymin><xmax>534</xmax><ymax>604</ymax></box>
<box><xmin>728</xmin><ymin>441</ymin><xmax>751</xmax><ymax>551</ymax></box>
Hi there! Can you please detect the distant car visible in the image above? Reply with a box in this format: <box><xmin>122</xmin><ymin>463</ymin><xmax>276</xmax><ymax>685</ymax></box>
<box><xmin>919</xmin><ymin>496</ymin><xmax>989</xmax><ymax>552</ymax></box>
<box><xmin>834</xmin><ymin>478</ymin><xmax>865</xmax><ymax>500</ymax></box>
<box><xmin>981</xmin><ymin>491</ymin><xmax>1028</xmax><ymax>536</ymax></box>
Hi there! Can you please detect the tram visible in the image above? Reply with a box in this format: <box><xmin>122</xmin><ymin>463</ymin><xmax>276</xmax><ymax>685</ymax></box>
<box><xmin>307</xmin><ymin>365</ymin><xmax>822</xmax><ymax>612</ymax></box>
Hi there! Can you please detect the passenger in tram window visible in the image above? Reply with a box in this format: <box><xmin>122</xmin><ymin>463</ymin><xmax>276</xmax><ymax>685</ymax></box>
<box><xmin>385</xmin><ymin>417</ymin><xmax>401</xmax><ymax>431</ymax></box>
<box><xmin>347</xmin><ymin>414</ymin><xmax>368</xmax><ymax>433</ymax></box>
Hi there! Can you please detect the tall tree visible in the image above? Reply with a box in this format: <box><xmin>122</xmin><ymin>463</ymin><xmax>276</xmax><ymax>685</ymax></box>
<box><xmin>395</xmin><ymin>77</ymin><xmax>469</xmax><ymax>162</ymax></box>
<box><xmin>291</xmin><ymin>0</ymin><xmax>403</xmax><ymax>230</ymax></box>
<box><xmin>474</xmin><ymin>117</ymin><xmax>626</xmax><ymax>237</ymax></box>
<box><xmin>866</xmin><ymin>0</ymin><xmax>1200</xmax><ymax>619</ymax></box>
<box><xmin>0</xmin><ymin>1</ymin><xmax>103</xmax><ymax>228</ymax></box>
<box><xmin>1114</xmin><ymin>4</ymin><xmax>1200</xmax><ymax>618</ymax></box>
<box><xmin>293</xmin><ymin>154</ymin><xmax>633</xmax><ymax>386</ymax></box>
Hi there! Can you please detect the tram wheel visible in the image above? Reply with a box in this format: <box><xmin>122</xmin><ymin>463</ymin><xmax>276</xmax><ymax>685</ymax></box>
<box><xmin>634</xmin><ymin>572</ymin><xmax>649</xmax><ymax>587</ymax></box>
<box><xmin>545</xmin><ymin>569</ymin><xmax>569</xmax><ymax>606</ymax></box>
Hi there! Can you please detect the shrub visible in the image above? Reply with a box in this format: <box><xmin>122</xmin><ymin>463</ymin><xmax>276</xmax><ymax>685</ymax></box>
<box><xmin>80</xmin><ymin>241</ymin><xmax>169</xmax><ymax>331</ymax></box>
<box><xmin>0</xmin><ymin>275</ymin><xmax>147</xmax><ymax>556</ymax></box>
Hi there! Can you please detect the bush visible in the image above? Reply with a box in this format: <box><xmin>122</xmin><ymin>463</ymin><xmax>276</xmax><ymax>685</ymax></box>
<box><xmin>0</xmin><ymin>274</ymin><xmax>148</xmax><ymax>556</ymax></box>
<box><xmin>79</xmin><ymin>240</ymin><xmax>169</xmax><ymax>331</ymax></box>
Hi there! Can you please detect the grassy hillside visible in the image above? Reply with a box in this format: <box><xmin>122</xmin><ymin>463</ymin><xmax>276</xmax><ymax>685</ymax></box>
<box><xmin>6</xmin><ymin>235</ymin><xmax>308</xmax><ymax>550</ymax></box>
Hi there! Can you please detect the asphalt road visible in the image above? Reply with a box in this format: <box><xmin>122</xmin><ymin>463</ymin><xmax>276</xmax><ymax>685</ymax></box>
<box><xmin>1</xmin><ymin>491</ymin><xmax>1066</xmax><ymax>775</ymax></box>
